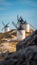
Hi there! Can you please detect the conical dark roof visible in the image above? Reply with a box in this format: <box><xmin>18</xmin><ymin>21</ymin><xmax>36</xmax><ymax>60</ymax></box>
<box><xmin>18</xmin><ymin>16</ymin><xmax>27</xmax><ymax>24</ymax></box>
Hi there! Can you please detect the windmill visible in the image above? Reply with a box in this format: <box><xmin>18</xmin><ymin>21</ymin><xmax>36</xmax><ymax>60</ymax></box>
<box><xmin>25</xmin><ymin>21</ymin><xmax>36</xmax><ymax>32</ymax></box>
<box><xmin>17</xmin><ymin>16</ymin><xmax>36</xmax><ymax>32</ymax></box>
<box><xmin>12</xmin><ymin>16</ymin><xmax>36</xmax><ymax>41</ymax></box>
<box><xmin>12</xmin><ymin>16</ymin><xmax>25</xmax><ymax>41</ymax></box>
<box><xmin>2</xmin><ymin>21</ymin><xmax>10</xmax><ymax>32</ymax></box>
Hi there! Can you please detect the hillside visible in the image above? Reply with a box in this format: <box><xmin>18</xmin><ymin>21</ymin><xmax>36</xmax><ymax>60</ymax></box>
<box><xmin>0</xmin><ymin>30</ymin><xmax>37</xmax><ymax>65</ymax></box>
<box><xmin>0</xmin><ymin>29</ymin><xmax>33</xmax><ymax>53</ymax></box>
<box><xmin>0</xmin><ymin>29</ymin><xmax>17</xmax><ymax>42</ymax></box>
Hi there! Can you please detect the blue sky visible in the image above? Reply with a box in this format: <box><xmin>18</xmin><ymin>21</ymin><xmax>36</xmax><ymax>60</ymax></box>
<box><xmin>0</xmin><ymin>0</ymin><xmax>37</xmax><ymax>32</ymax></box>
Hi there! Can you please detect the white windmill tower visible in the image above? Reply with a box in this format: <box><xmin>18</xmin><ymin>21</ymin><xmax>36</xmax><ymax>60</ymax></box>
<box><xmin>23</xmin><ymin>20</ymin><xmax>36</xmax><ymax>32</ymax></box>
<box><xmin>12</xmin><ymin>16</ymin><xmax>25</xmax><ymax>41</ymax></box>
<box><xmin>25</xmin><ymin>22</ymin><xmax>30</xmax><ymax>32</ymax></box>
<box><xmin>22</xmin><ymin>20</ymin><xmax>30</xmax><ymax>32</ymax></box>
<box><xmin>2</xmin><ymin>21</ymin><xmax>10</xmax><ymax>32</ymax></box>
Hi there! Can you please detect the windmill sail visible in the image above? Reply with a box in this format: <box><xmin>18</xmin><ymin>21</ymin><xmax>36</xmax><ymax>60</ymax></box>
<box><xmin>12</xmin><ymin>21</ymin><xmax>22</xmax><ymax>35</ymax></box>
<box><xmin>2</xmin><ymin>21</ymin><xmax>5</xmax><ymax>26</ymax></box>
<box><xmin>29</xmin><ymin>23</ymin><xmax>36</xmax><ymax>30</ymax></box>
<box><xmin>2</xmin><ymin>21</ymin><xmax>9</xmax><ymax>32</ymax></box>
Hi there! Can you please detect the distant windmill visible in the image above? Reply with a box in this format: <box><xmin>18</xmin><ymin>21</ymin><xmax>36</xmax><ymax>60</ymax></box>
<box><xmin>25</xmin><ymin>21</ymin><xmax>36</xmax><ymax>32</ymax></box>
<box><xmin>2</xmin><ymin>21</ymin><xmax>10</xmax><ymax>32</ymax></box>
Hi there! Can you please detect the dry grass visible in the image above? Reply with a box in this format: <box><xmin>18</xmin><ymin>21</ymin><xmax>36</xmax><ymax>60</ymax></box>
<box><xmin>0</xmin><ymin>42</ymin><xmax>18</xmax><ymax>53</ymax></box>
<box><xmin>0</xmin><ymin>42</ymin><xmax>18</xmax><ymax>61</ymax></box>
<box><xmin>9</xmin><ymin>42</ymin><xmax>18</xmax><ymax>52</ymax></box>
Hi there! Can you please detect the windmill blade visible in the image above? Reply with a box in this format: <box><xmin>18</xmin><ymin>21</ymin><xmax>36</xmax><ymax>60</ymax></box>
<box><xmin>12</xmin><ymin>21</ymin><xmax>22</xmax><ymax>35</ymax></box>
<box><xmin>17</xmin><ymin>15</ymin><xmax>19</xmax><ymax>20</ymax></box>
<box><xmin>1</xmin><ymin>28</ymin><xmax>3</xmax><ymax>31</ymax></box>
<box><xmin>12</xmin><ymin>21</ymin><xmax>18</xmax><ymax>29</ymax></box>
<box><xmin>1</xmin><ymin>22</ymin><xmax>9</xmax><ymax>32</ymax></box>
<box><xmin>2</xmin><ymin>21</ymin><xmax>5</xmax><ymax>26</ymax></box>
<box><xmin>6</xmin><ymin>22</ymin><xmax>9</xmax><ymax>25</ymax></box>
<box><xmin>17</xmin><ymin>15</ymin><xmax>19</xmax><ymax>21</ymax></box>
<box><xmin>1</xmin><ymin>27</ymin><xmax>5</xmax><ymax>31</ymax></box>
<box><xmin>5</xmin><ymin>22</ymin><xmax>9</xmax><ymax>27</ymax></box>
<box><xmin>1</xmin><ymin>21</ymin><xmax>5</xmax><ymax>31</ymax></box>
<box><xmin>29</xmin><ymin>23</ymin><xmax>36</xmax><ymax>30</ymax></box>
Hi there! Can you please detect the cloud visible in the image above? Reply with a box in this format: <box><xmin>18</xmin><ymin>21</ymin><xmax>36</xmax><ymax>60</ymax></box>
<box><xmin>0</xmin><ymin>0</ymin><xmax>12</xmax><ymax>11</ymax></box>
<box><xmin>16</xmin><ymin>0</ymin><xmax>37</xmax><ymax>8</ymax></box>
<box><xmin>26</xmin><ymin>0</ymin><xmax>37</xmax><ymax>8</ymax></box>
<box><xmin>0</xmin><ymin>0</ymin><xmax>12</xmax><ymax>6</ymax></box>
<box><xmin>0</xmin><ymin>0</ymin><xmax>37</xmax><ymax>11</ymax></box>
<box><xmin>0</xmin><ymin>8</ymin><xmax>6</xmax><ymax>10</ymax></box>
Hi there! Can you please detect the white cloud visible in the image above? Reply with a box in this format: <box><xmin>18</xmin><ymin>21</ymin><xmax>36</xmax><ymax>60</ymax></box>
<box><xmin>17</xmin><ymin>0</ymin><xmax>37</xmax><ymax>8</ymax></box>
<box><xmin>26</xmin><ymin>0</ymin><xmax>37</xmax><ymax>7</ymax></box>
<box><xmin>0</xmin><ymin>0</ymin><xmax>12</xmax><ymax>6</ymax></box>
<box><xmin>0</xmin><ymin>7</ymin><xmax>6</xmax><ymax>10</ymax></box>
<box><xmin>0</xmin><ymin>0</ymin><xmax>12</xmax><ymax>11</ymax></box>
